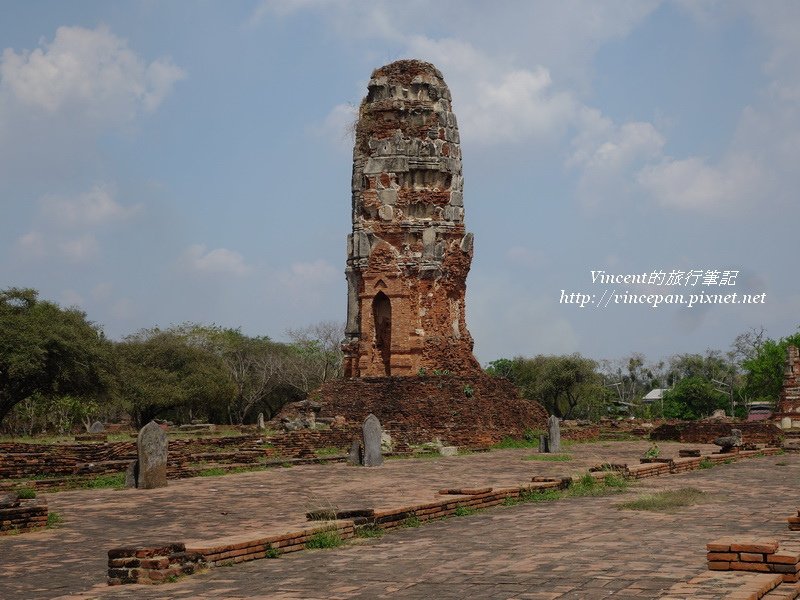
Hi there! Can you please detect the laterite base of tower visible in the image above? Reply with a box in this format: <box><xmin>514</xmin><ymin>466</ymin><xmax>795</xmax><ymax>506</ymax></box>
<box><xmin>309</xmin><ymin>375</ymin><xmax>548</xmax><ymax>448</ymax></box>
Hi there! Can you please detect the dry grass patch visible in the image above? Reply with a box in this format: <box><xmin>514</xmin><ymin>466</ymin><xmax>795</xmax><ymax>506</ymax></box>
<box><xmin>618</xmin><ymin>487</ymin><xmax>708</xmax><ymax>512</ymax></box>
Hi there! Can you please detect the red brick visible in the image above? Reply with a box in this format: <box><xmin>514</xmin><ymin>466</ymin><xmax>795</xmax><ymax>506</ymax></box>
<box><xmin>730</xmin><ymin>561</ymin><xmax>771</xmax><ymax>572</ymax></box>
<box><xmin>740</xmin><ymin>552</ymin><xmax>766</xmax><ymax>562</ymax></box>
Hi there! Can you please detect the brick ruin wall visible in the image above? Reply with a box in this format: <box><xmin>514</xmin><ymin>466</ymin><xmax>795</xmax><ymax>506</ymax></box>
<box><xmin>0</xmin><ymin>435</ymin><xmax>266</xmax><ymax>485</ymax></box>
<box><xmin>776</xmin><ymin>345</ymin><xmax>800</xmax><ymax>417</ymax></box>
<box><xmin>0</xmin><ymin>498</ymin><xmax>48</xmax><ymax>534</ymax></box>
<box><xmin>342</xmin><ymin>60</ymin><xmax>481</xmax><ymax>378</ymax></box>
<box><xmin>303</xmin><ymin>374</ymin><xmax>549</xmax><ymax>447</ymax></box>
<box><xmin>650</xmin><ymin>421</ymin><xmax>783</xmax><ymax>445</ymax></box>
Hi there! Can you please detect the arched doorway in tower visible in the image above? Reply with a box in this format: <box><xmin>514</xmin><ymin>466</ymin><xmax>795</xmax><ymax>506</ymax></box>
<box><xmin>372</xmin><ymin>291</ymin><xmax>391</xmax><ymax>375</ymax></box>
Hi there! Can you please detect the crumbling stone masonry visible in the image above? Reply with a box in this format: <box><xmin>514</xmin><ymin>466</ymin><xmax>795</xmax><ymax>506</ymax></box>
<box><xmin>342</xmin><ymin>60</ymin><xmax>481</xmax><ymax>378</ymax></box>
<box><xmin>774</xmin><ymin>346</ymin><xmax>800</xmax><ymax>419</ymax></box>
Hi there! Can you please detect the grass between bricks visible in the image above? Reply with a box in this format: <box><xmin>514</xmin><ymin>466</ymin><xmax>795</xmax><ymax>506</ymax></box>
<box><xmin>16</xmin><ymin>487</ymin><xmax>37</xmax><ymax>499</ymax></box>
<box><xmin>47</xmin><ymin>512</ymin><xmax>63</xmax><ymax>528</ymax></box>
<box><xmin>454</xmin><ymin>505</ymin><xmax>477</xmax><ymax>517</ymax></box>
<box><xmin>314</xmin><ymin>447</ymin><xmax>344</xmax><ymax>457</ymax></box>
<box><xmin>305</xmin><ymin>528</ymin><xmax>345</xmax><ymax>550</ymax></box>
<box><xmin>355</xmin><ymin>525</ymin><xmax>384</xmax><ymax>539</ymax></box>
<box><xmin>503</xmin><ymin>473</ymin><xmax>628</xmax><ymax>506</ymax></box>
<box><xmin>699</xmin><ymin>457</ymin><xmax>714</xmax><ymax>469</ymax></box>
<box><xmin>401</xmin><ymin>515</ymin><xmax>421</xmax><ymax>528</ymax></box>
<box><xmin>617</xmin><ymin>487</ymin><xmax>709</xmax><ymax>512</ymax></box>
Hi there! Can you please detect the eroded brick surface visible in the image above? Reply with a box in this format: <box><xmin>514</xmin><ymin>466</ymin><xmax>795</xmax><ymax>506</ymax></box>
<box><xmin>776</xmin><ymin>346</ymin><xmax>800</xmax><ymax>419</ymax></box>
<box><xmin>343</xmin><ymin>60</ymin><xmax>479</xmax><ymax>378</ymax></box>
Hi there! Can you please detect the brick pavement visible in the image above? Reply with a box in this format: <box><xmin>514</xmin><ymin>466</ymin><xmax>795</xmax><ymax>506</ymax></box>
<box><xmin>1</xmin><ymin>441</ymin><xmax>796</xmax><ymax>599</ymax></box>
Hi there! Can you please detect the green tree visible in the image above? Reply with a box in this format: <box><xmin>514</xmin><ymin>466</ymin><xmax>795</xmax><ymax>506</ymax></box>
<box><xmin>180</xmin><ymin>324</ymin><xmax>296</xmax><ymax>424</ymax></box>
<box><xmin>488</xmin><ymin>354</ymin><xmax>608</xmax><ymax>419</ymax></box>
<box><xmin>285</xmin><ymin>321</ymin><xmax>345</xmax><ymax>386</ymax></box>
<box><xmin>113</xmin><ymin>328</ymin><xmax>235</xmax><ymax>427</ymax></box>
<box><xmin>741</xmin><ymin>329</ymin><xmax>800</xmax><ymax>405</ymax></box>
<box><xmin>662</xmin><ymin>376</ymin><xmax>727</xmax><ymax>419</ymax></box>
<box><xmin>0</xmin><ymin>288</ymin><xmax>110</xmax><ymax>427</ymax></box>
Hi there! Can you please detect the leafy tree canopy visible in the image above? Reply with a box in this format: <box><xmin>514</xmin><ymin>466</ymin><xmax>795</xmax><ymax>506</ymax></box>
<box><xmin>0</xmin><ymin>287</ymin><xmax>110</xmax><ymax>426</ymax></box>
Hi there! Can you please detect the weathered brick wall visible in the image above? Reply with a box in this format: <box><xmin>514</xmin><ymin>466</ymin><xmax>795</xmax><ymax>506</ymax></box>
<box><xmin>561</xmin><ymin>426</ymin><xmax>600</xmax><ymax>442</ymax></box>
<box><xmin>0</xmin><ymin>435</ymin><xmax>266</xmax><ymax>482</ymax></box>
<box><xmin>278</xmin><ymin>375</ymin><xmax>549</xmax><ymax>448</ymax></box>
<box><xmin>650</xmin><ymin>421</ymin><xmax>782</xmax><ymax>445</ymax></box>
<box><xmin>0</xmin><ymin>499</ymin><xmax>48</xmax><ymax>534</ymax></box>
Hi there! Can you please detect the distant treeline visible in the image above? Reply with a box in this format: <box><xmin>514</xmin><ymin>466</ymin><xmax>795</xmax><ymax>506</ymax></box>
<box><xmin>0</xmin><ymin>287</ymin><xmax>343</xmax><ymax>435</ymax></box>
<box><xmin>1</xmin><ymin>287</ymin><xmax>797</xmax><ymax>435</ymax></box>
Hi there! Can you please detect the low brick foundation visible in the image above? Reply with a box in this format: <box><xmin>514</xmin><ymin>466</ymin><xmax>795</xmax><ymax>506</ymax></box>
<box><xmin>0</xmin><ymin>499</ymin><xmax>48</xmax><ymax>534</ymax></box>
<box><xmin>707</xmin><ymin>538</ymin><xmax>800</xmax><ymax>583</ymax></box>
<box><xmin>103</xmin><ymin>445</ymin><xmax>782</xmax><ymax>586</ymax></box>
<box><xmin>591</xmin><ymin>448</ymin><xmax>781</xmax><ymax>480</ymax></box>
<box><xmin>650</xmin><ymin>421</ymin><xmax>783</xmax><ymax>446</ymax></box>
<box><xmin>107</xmin><ymin>543</ymin><xmax>206</xmax><ymax>585</ymax></box>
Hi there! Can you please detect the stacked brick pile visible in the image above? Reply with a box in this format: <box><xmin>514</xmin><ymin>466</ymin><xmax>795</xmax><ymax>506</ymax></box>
<box><xmin>787</xmin><ymin>510</ymin><xmax>800</xmax><ymax>531</ymax></box>
<box><xmin>707</xmin><ymin>538</ymin><xmax>800</xmax><ymax>583</ymax></box>
<box><xmin>107</xmin><ymin>543</ymin><xmax>205</xmax><ymax>585</ymax></box>
<box><xmin>0</xmin><ymin>498</ymin><xmax>48</xmax><ymax>534</ymax></box>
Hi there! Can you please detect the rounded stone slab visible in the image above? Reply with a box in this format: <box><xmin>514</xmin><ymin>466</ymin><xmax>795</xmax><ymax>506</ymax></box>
<box><xmin>137</xmin><ymin>421</ymin><xmax>168</xmax><ymax>489</ymax></box>
<box><xmin>362</xmin><ymin>414</ymin><xmax>383</xmax><ymax>467</ymax></box>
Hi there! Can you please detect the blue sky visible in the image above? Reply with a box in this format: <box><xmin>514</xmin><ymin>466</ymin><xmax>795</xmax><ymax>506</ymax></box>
<box><xmin>2</xmin><ymin>1</ymin><xmax>798</xmax><ymax>366</ymax></box>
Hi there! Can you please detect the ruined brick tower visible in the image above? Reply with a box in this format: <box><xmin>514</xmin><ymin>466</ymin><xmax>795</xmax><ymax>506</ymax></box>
<box><xmin>778</xmin><ymin>345</ymin><xmax>800</xmax><ymax>414</ymax></box>
<box><xmin>342</xmin><ymin>60</ymin><xmax>481</xmax><ymax>378</ymax></box>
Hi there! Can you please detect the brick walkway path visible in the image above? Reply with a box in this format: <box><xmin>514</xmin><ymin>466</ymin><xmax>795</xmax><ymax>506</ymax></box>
<box><xmin>2</xmin><ymin>441</ymin><xmax>796</xmax><ymax>599</ymax></box>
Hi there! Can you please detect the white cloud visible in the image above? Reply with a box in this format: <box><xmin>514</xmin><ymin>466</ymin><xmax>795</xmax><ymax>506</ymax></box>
<box><xmin>15</xmin><ymin>231</ymin><xmax>47</xmax><ymax>259</ymax></box>
<box><xmin>403</xmin><ymin>36</ymin><xmax>577</xmax><ymax>146</ymax></box>
<box><xmin>629</xmin><ymin>2</ymin><xmax>800</xmax><ymax>214</ymax></box>
<box><xmin>110</xmin><ymin>298</ymin><xmax>135</xmax><ymax>319</ymax></box>
<box><xmin>637</xmin><ymin>154</ymin><xmax>762</xmax><ymax>212</ymax></box>
<box><xmin>13</xmin><ymin>185</ymin><xmax>141</xmax><ymax>262</ymax></box>
<box><xmin>280</xmin><ymin>259</ymin><xmax>338</xmax><ymax>289</ymax></box>
<box><xmin>182</xmin><ymin>244</ymin><xmax>252</xmax><ymax>277</ymax></box>
<box><xmin>91</xmin><ymin>282</ymin><xmax>114</xmax><ymax>301</ymax></box>
<box><xmin>311</xmin><ymin>102</ymin><xmax>356</xmax><ymax>149</ymax></box>
<box><xmin>60</xmin><ymin>289</ymin><xmax>84</xmax><ymax>307</ymax></box>
<box><xmin>40</xmin><ymin>184</ymin><xmax>142</xmax><ymax>228</ymax></box>
<box><xmin>0</xmin><ymin>25</ymin><xmax>185</xmax><ymax>123</ymax></box>
<box><xmin>59</xmin><ymin>234</ymin><xmax>100</xmax><ymax>263</ymax></box>
<box><xmin>507</xmin><ymin>246</ymin><xmax>548</xmax><ymax>270</ymax></box>
<box><xmin>570</xmin><ymin>110</ymin><xmax>665</xmax><ymax>206</ymax></box>
<box><xmin>249</xmin><ymin>0</ymin><xmax>338</xmax><ymax>24</ymax></box>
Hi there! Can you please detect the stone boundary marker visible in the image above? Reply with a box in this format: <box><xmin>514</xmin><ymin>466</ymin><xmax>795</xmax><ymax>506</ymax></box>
<box><xmin>104</xmin><ymin>446</ymin><xmax>781</xmax><ymax>585</ymax></box>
